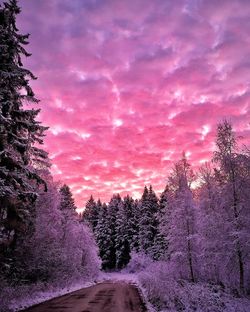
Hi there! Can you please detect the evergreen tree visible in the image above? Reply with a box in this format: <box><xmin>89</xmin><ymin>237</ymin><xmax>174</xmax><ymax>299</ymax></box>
<box><xmin>59</xmin><ymin>184</ymin><xmax>77</xmax><ymax>212</ymax></box>
<box><xmin>59</xmin><ymin>184</ymin><xmax>77</xmax><ymax>243</ymax></box>
<box><xmin>95</xmin><ymin>203</ymin><xmax>111</xmax><ymax>270</ymax></box>
<box><xmin>123</xmin><ymin>195</ymin><xmax>136</xmax><ymax>247</ymax></box>
<box><xmin>82</xmin><ymin>195</ymin><xmax>99</xmax><ymax>233</ymax></box>
<box><xmin>153</xmin><ymin>185</ymin><xmax>170</xmax><ymax>260</ymax></box>
<box><xmin>0</xmin><ymin>0</ymin><xmax>48</xmax><ymax>275</ymax></box>
<box><xmin>104</xmin><ymin>194</ymin><xmax>121</xmax><ymax>269</ymax></box>
<box><xmin>130</xmin><ymin>199</ymin><xmax>140</xmax><ymax>251</ymax></box>
<box><xmin>115</xmin><ymin>200</ymin><xmax>130</xmax><ymax>269</ymax></box>
<box><xmin>139</xmin><ymin>185</ymin><xmax>159</xmax><ymax>257</ymax></box>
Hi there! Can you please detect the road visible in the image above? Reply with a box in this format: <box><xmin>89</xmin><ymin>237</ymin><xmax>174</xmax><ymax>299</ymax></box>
<box><xmin>21</xmin><ymin>281</ymin><xmax>147</xmax><ymax>312</ymax></box>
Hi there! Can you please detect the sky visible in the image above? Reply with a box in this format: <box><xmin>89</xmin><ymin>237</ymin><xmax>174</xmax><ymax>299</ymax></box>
<box><xmin>17</xmin><ymin>0</ymin><xmax>250</xmax><ymax>209</ymax></box>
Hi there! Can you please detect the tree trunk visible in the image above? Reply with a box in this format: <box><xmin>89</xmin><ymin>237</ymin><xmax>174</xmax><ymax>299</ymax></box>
<box><xmin>187</xmin><ymin>219</ymin><xmax>195</xmax><ymax>282</ymax></box>
<box><xmin>237</xmin><ymin>245</ymin><xmax>244</xmax><ymax>293</ymax></box>
<box><xmin>231</xmin><ymin>166</ymin><xmax>244</xmax><ymax>293</ymax></box>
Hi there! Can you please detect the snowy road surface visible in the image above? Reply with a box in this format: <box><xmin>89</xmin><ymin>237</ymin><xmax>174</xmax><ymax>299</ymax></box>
<box><xmin>21</xmin><ymin>281</ymin><xmax>147</xmax><ymax>312</ymax></box>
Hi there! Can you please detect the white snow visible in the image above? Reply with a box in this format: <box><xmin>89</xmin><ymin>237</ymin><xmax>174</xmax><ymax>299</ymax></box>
<box><xmin>8</xmin><ymin>278</ymin><xmax>97</xmax><ymax>312</ymax></box>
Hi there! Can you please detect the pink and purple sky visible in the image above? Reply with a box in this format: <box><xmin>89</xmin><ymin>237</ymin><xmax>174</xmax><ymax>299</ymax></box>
<box><xmin>18</xmin><ymin>0</ymin><xmax>250</xmax><ymax>209</ymax></box>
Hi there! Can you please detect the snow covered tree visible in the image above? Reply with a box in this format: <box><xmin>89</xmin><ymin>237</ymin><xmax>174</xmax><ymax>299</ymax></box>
<box><xmin>122</xmin><ymin>195</ymin><xmax>137</xmax><ymax>248</ymax></box>
<box><xmin>129</xmin><ymin>199</ymin><xmax>140</xmax><ymax>251</ymax></box>
<box><xmin>24</xmin><ymin>178</ymin><xmax>64</xmax><ymax>282</ymax></box>
<box><xmin>95</xmin><ymin>203</ymin><xmax>111</xmax><ymax>269</ymax></box>
<box><xmin>138</xmin><ymin>185</ymin><xmax>159</xmax><ymax>257</ymax></box>
<box><xmin>168</xmin><ymin>154</ymin><xmax>197</xmax><ymax>282</ymax></box>
<box><xmin>115</xmin><ymin>200</ymin><xmax>131</xmax><ymax>269</ymax></box>
<box><xmin>0</xmin><ymin>0</ymin><xmax>48</xmax><ymax>276</ymax></box>
<box><xmin>59</xmin><ymin>184</ymin><xmax>77</xmax><ymax>213</ymax></box>
<box><xmin>213</xmin><ymin>120</ymin><xmax>250</xmax><ymax>293</ymax></box>
<box><xmin>82</xmin><ymin>195</ymin><xmax>99</xmax><ymax>233</ymax></box>
<box><xmin>104</xmin><ymin>194</ymin><xmax>121</xmax><ymax>269</ymax></box>
<box><xmin>153</xmin><ymin>185</ymin><xmax>170</xmax><ymax>260</ymax></box>
<box><xmin>59</xmin><ymin>184</ymin><xmax>77</xmax><ymax>245</ymax></box>
<box><xmin>196</xmin><ymin>162</ymin><xmax>226</xmax><ymax>284</ymax></box>
<box><xmin>24</xmin><ymin>177</ymin><xmax>100</xmax><ymax>283</ymax></box>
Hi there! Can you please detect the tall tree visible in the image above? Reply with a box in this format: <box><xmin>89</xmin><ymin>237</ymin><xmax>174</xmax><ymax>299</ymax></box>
<box><xmin>168</xmin><ymin>154</ymin><xmax>197</xmax><ymax>282</ymax></box>
<box><xmin>213</xmin><ymin>120</ymin><xmax>250</xmax><ymax>292</ymax></box>
<box><xmin>59</xmin><ymin>184</ymin><xmax>77</xmax><ymax>213</ymax></box>
<box><xmin>0</xmin><ymin>0</ymin><xmax>48</xmax><ymax>274</ymax></box>
<box><xmin>197</xmin><ymin>162</ymin><xmax>226</xmax><ymax>284</ymax></box>
<box><xmin>82</xmin><ymin>195</ymin><xmax>99</xmax><ymax>233</ymax></box>
<box><xmin>129</xmin><ymin>199</ymin><xmax>140</xmax><ymax>252</ymax></box>
<box><xmin>115</xmin><ymin>200</ymin><xmax>130</xmax><ymax>269</ymax></box>
<box><xmin>154</xmin><ymin>185</ymin><xmax>170</xmax><ymax>260</ymax></box>
<box><xmin>95</xmin><ymin>203</ymin><xmax>110</xmax><ymax>269</ymax></box>
<box><xmin>105</xmin><ymin>194</ymin><xmax>121</xmax><ymax>269</ymax></box>
<box><xmin>139</xmin><ymin>185</ymin><xmax>159</xmax><ymax>257</ymax></box>
<box><xmin>59</xmin><ymin>184</ymin><xmax>77</xmax><ymax>243</ymax></box>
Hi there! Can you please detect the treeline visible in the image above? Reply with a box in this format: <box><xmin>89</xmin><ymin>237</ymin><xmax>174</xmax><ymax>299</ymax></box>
<box><xmin>82</xmin><ymin>186</ymin><xmax>165</xmax><ymax>269</ymax></box>
<box><xmin>83</xmin><ymin>121</ymin><xmax>250</xmax><ymax>294</ymax></box>
<box><xmin>0</xmin><ymin>0</ymin><xmax>99</xmax><ymax>289</ymax></box>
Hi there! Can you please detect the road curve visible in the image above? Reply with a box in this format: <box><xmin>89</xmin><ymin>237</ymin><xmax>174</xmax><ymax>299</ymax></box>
<box><xmin>21</xmin><ymin>281</ymin><xmax>147</xmax><ymax>312</ymax></box>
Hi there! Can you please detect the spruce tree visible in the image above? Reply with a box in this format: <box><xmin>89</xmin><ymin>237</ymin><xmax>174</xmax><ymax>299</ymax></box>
<box><xmin>82</xmin><ymin>195</ymin><xmax>99</xmax><ymax>233</ymax></box>
<box><xmin>0</xmin><ymin>0</ymin><xmax>48</xmax><ymax>273</ymax></box>
<box><xmin>59</xmin><ymin>184</ymin><xmax>77</xmax><ymax>213</ymax></box>
<box><xmin>115</xmin><ymin>200</ymin><xmax>130</xmax><ymax>269</ymax></box>
<box><xmin>139</xmin><ymin>185</ymin><xmax>159</xmax><ymax>256</ymax></box>
<box><xmin>153</xmin><ymin>185</ymin><xmax>170</xmax><ymax>260</ymax></box>
<box><xmin>123</xmin><ymin>195</ymin><xmax>135</xmax><ymax>247</ymax></box>
<box><xmin>95</xmin><ymin>203</ymin><xmax>111</xmax><ymax>269</ymax></box>
<box><xmin>59</xmin><ymin>184</ymin><xmax>77</xmax><ymax>243</ymax></box>
<box><xmin>130</xmin><ymin>199</ymin><xmax>140</xmax><ymax>251</ymax></box>
<box><xmin>105</xmin><ymin>194</ymin><xmax>121</xmax><ymax>269</ymax></box>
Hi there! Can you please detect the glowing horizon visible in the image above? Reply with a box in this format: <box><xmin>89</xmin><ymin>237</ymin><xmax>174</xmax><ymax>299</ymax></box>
<box><xmin>18</xmin><ymin>0</ymin><xmax>250</xmax><ymax>207</ymax></box>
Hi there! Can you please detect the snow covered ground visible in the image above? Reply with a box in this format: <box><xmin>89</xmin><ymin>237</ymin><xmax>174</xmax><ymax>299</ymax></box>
<box><xmin>2</xmin><ymin>271</ymin><xmax>250</xmax><ymax>312</ymax></box>
<box><xmin>1</xmin><ymin>278</ymin><xmax>96</xmax><ymax>312</ymax></box>
<box><xmin>134</xmin><ymin>262</ymin><xmax>250</xmax><ymax>312</ymax></box>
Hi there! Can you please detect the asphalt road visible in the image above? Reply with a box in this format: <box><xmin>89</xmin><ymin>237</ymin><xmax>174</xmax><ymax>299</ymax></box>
<box><xmin>21</xmin><ymin>281</ymin><xmax>147</xmax><ymax>312</ymax></box>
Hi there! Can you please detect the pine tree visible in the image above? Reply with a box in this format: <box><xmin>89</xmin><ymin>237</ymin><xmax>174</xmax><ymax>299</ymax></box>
<box><xmin>59</xmin><ymin>184</ymin><xmax>77</xmax><ymax>212</ymax></box>
<box><xmin>153</xmin><ymin>185</ymin><xmax>170</xmax><ymax>260</ymax></box>
<box><xmin>59</xmin><ymin>184</ymin><xmax>77</xmax><ymax>243</ymax></box>
<box><xmin>130</xmin><ymin>199</ymin><xmax>140</xmax><ymax>251</ymax></box>
<box><xmin>115</xmin><ymin>200</ymin><xmax>130</xmax><ymax>269</ymax></box>
<box><xmin>0</xmin><ymin>0</ymin><xmax>48</xmax><ymax>274</ymax></box>
<box><xmin>82</xmin><ymin>195</ymin><xmax>99</xmax><ymax>233</ymax></box>
<box><xmin>104</xmin><ymin>194</ymin><xmax>121</xmax><ymax>269</ymax></box>
<box><xmin>94</xmin><ymin>198</ymin><xmax>102</xmax><ymax>233</ymax></box>
<box><xmin>95</xmin><ymin>203</ymin><xmax>111</xmax><ymax>270</ymax></box>
<box><xmin>123</xmin><ymin>195</ymin><xmax>136</xmax><ymax>247</ymax></box>
<box><xmin>139</xmin><ymin>185</ymin><xmax>159</xmax><ymax>257</ymax></box>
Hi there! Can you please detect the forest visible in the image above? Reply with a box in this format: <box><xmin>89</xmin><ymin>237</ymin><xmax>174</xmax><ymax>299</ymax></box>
<box><xmin>83</xmin><ymin>124</ymin><xmax>250</xmax><ymax>290</ymax></box>
<box><xmin>0</xmin><ymin>1</ymin><xmax>250</xmax><ymax>312</ymax></box>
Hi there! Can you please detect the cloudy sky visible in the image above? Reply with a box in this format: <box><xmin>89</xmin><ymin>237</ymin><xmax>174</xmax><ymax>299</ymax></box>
<box><xmin>18</xmin><ymin>0</ymin><xmax>250</xmax><ymax>208</ymax></box>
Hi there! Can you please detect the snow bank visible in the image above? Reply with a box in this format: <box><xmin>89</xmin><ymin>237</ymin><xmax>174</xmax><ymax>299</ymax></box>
<box><xmin>0</xmin><ymin>275</ymin><xmax>99</xmax><ymax>312</ymax></box>
<box><xmin>137</xmin><ymin>261</ymin><xmax>250</xmax><ymax>312</ymax></box>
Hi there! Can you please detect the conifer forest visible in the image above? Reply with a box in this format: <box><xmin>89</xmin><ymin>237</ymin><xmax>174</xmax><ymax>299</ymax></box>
<box><xmin>1</xmin><ymin>1</ymin><xmax>250</xmax><ymax>311</ymax></box>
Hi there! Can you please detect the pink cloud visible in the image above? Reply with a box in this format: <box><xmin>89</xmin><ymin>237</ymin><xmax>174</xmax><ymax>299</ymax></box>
<box><xmin>18</xmin><ymin>0</ymin><xmax>250</xmax><ymax>208</ymax></box>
